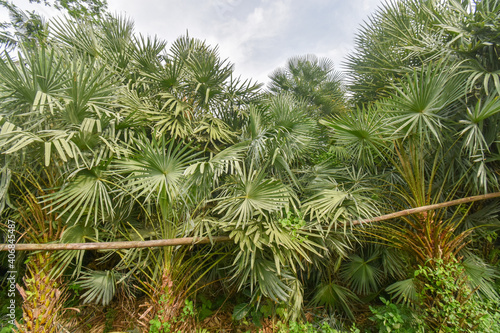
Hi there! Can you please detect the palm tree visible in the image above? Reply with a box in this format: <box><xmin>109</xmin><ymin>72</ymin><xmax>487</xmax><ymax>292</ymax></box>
<box><xmin>347</xmin><ymin>0</ymin><xmax>500</xmax><ymax>107</ymax></box>
<box><xmin>329</xmin><ymin>0</ymin><xmax>500</xmax><ymax>327</ymax></box>
<box><xmin>268</xmin><ymin>54</ymin><xmax>347</xmax><ymax>117</ymax></box>
<box><xmin>2</xmin><ymin>1</ymin><xmax>499</xmax><ymax>331</ymax></box>
<box><xmin>0</xmin><ymin>12</ymin><xmax>290</xmax><ymax>330</ymax></box>
<box><xmin>0</xmin><ymin>16</ymin><xmax>129</xmax><ymax>330</ymax></box>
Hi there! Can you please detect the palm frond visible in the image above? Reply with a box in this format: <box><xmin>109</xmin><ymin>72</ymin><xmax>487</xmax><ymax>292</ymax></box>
<box><xmin>214</xmin><ymin>166</ymin><xmax>294</xmax><ymax>226</ymax></box>
<box><xmin>386</xmin><ymin>278</ymin><xmax>418</xmax><ymax>305</ymax></box>
<box><xmin>116</xmin><ymin>135</ymin><xmax>200</xmax><ymax>209</ymax></box>
<box><xmin>462</xmin><ymin>254</ymin><xmax>499</xmax><ymax>301</ymax></box>
<box><xmin>78</xmin><ymin>270</ymin><xmax>120</xmax><ymax>306</ymax></box>
<box><xmin>43</xmin><ymin>167</ymin><xmax>114</xmax><ymax>225</ymax></box>
<box><xmin>459</xmin><ymin>94</ymin><xmax>500</xmax><ymax>158</ymax></box>
<box><xmin>235</xmin><ymin>257</ymin><xmax>293</xmax><ymax>303</ymax></box>
<box><xmin>322</xmin><ymin>104</ymin><xmax>392</xmax><ymax>166</ymax></box>
<box><xmin>312</xmin><ymin>280</ymin><xmax>358</xmax><ymax>319</ymax></box>
<box><xmin>383</xmin><ymin>63</ymin><xmax>465</xmax><ymax>145</ymax></box>
<box><xmin>52</xmin><ymin>223</ymin><xmax>97</xmax><ymax>277</ymax></box>
<box><xmin>51</xmin><ymin>16</ymin><xmax>101</xmax><ymax>57</ymax></box>
<box><xmin>303</xmin><ymin>176</ymin><xmax>380</xmax><ymax>231</ymax></box>
<box><xmin>340</xmin><ymin>251</ymin><xmax>384</xmax><ymax>295</ymax></box>
<box><xmin>0</xmin><ymin>46</ymin><xmax>68</xmax><ymax>114</ymax></box>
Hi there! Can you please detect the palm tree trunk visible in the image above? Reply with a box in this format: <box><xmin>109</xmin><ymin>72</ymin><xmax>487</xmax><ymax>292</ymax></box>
<box><xmin>17</xmin><ymin>252</ymin><xmax>65</xmax><ymax>333</ymax></box>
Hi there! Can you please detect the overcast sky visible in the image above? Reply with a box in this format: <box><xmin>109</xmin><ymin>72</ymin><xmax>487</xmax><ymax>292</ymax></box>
<box><xmin>2</xmin><ymin>0</ymin><xmax>385</xmax><ymax>85</ymax></box>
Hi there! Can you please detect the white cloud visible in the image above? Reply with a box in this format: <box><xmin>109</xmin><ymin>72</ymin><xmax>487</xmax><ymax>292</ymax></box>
<box><xmin>206</xmin><ymin>0</ymin><xmax>292</xmax><ymax>75</ymax></box>
<box><xmin>2</xmin><ymin>0</ymin><xmax>386</xmax><ymax>85</ymax></box>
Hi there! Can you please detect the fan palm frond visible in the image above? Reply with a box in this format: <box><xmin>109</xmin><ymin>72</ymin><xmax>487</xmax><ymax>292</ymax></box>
<box><xmin>312</xmin><ymin>280</ymin><xmax>358</xmax><ymax>319</ymax></box>
<box><xmin>116</xmin><ymin>135</ymin><xmax>201</xmax><ymax>209</ymax></box>
<box><xmin>214</xmin><ymin>166</ymin><xmax>294</xmax><ymax>226</ymax></box>
<box><xmin>78</xmin><ymin>269</ymin><xmax>121</xmax><ymax>306</ymax></box>
<box><xmin>43</xmin><ymin>167</ymin><xmax>114</xmax><ymax>226</ymax></box>
<box><xmin>322</xmin><ymin>104</ymin><xmax>392</xmax><ymax>166</ymax></box>
<box><xmin>0</xmin><ymin>46</ymin><xmax>68</xmax><ymax>114</ymax></box>
<box><xmin>459</xmin><ymin>94</ymin><xmax>500</xmax><ymax>159</ymax></box>
<box><xmin>51</xmin><ymin>16</ymin><xmax>101</xmax><ymax>57</ymax></box>
<box><xmin>462</xmin><ymin>254</ymin><xmax>499</xmax><ymax>301</ymax></box>
<box><xmin>383</xmin><ymin>62</ymin><xmax>465</xmax><ymax>145</ymax></box>
<box><xmin>268</xmin><ymin>54</ymin><xmax>346</xmax><ymax>116</ymax></box>
<box><xmin>340</xmin><ymin>251</ymin><xmax>384</xmax><ymax>296</ymax></box>
<box><xmin>237</xmin><ymin>258</ymin><xmax>293</xmax><ymax>303</ymax></box>
<box><xmin>386</xmin><ymin>278</ymin><xmax>418</xmax><ymax>305</ymax></box>
<box><xmin>303</xmin><ymin>176</ymin><xmax>379</xmax><ymax>231</ymax></box>
<box><xmin>52</xmin><ymin>224</ymin><xmax>97</xmax><ymax>277</ymax></box>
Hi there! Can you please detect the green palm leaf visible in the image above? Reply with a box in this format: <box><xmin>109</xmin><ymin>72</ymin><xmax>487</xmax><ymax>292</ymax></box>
<box><xmin>386</xmin><ymin>278</ymin><xmax>418</xmax><ymax>305</ymax></box>
<box><xmin>78</xmin><ymin>270</ymin><xmax>120</xmax><ymax>306</ymax></box>
<box><xmin>341</xmin><ymin>251</ymin><xmax>383</xmax><ymax>295</ymax></box>
<box><xmin>267</xmin><ymin>93</ymin><xmax>318</xmax><ymax>163</ymax></box>
<box><xmin>116</xmin><ymin>135</ymin><xmax>201</xmax><ymax>207</ymax></box>
<box><xmin>63</xmin><ymin>56</ymin><xmax>120</xmax><ymax>123</ymax></box>
<box><xmin>43</xmin><ymin>168</ymin><xmax>114</xmax><ymax>225</ymax></box>
<box><xmin>459</xmin><ymin>94</ymin><xmax>500</xmax><ymax>158</ymax></box>
<box><xmin>234</xmin><ymin>256</ymin><xmax>293</xmax><ymax>303</ymax></box>
<box><xmin>131</xmin><ymin>34</ymin><xmax>166</xmax><ymax>73</ymax></box>
<box><xmin>0</xmin><ymin>46</ymin><xmax>68</xmax><ymax>116</ymax></box>
<box><xmin>51</xmin><ymin>16</ymin><xmax>101</xmax><ymax>57</ymax></box>
<box><xmin>462</xmin><ymin>254</ymin><xmax>499</xmax><ymax>301</ymax></box>
<box><xmin>322</xmin><ymin>104</ymin><xmax>392</xmax><ymax>166</ymax></box>
<box><xmin>184</xmin><ymin>142</ymin><xmax>246</xmax><ymax>191</ymax></box>
<box><xmin>303</xmin><ymin>176</ymin><xmax>379</xmax><ymax>230</ymax></box>
<box><xmin>383</xmin><ymin>63</ymin><xmax>465</xmax><ymax>144</ymax></box>
<box><xmin>268</xmin><ymin>54</ymin><xmax>346</xmax><ymax>116</ymax></box>
<box><xmin>52</xmin><ymin>224</ymin><xmax>97</xmax><ymax>277</ymax></box>
<box><xmin>214</xmin><ymin>166</ymin><xmax>294</xmax><ymax>226</ymax></box>
<box><xmin>312</xmin><ymin>280</ymin><xmax>358</xmax><ymax>319</ymax></box>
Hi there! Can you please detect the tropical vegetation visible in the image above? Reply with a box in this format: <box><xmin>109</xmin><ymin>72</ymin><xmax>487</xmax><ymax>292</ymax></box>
<box><xmin>1</xmin><ymin>0</ymin><xmax>500</xmax><ymax>332</ymax></box>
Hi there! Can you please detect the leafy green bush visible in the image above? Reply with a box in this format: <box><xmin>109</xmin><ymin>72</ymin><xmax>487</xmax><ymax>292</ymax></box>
<box><xmin>370</xmin><ymin>259</ymin><xmax>500</xmax><ymax>333</ymax></box>
<box><xmin>476</xmin><ymin>300</ymin><xmax>500</xmax><ymax>333</ymax></box>
<box><xmin>276</xmin><ymin>320</ymin><xmax>361</xmax><ymax>333</ymax></box>
<box><xmin>369</xmin><ymin>298</ymin><xmax>424</xmax><ymax>333</ymax></box>
<box><xmin>149</xmin><ymin>299</ymin><xmax>195</xmax><ymax>333</ymax></box>
<box><xmin>277</xmin><ymin>320</ymin><xmax>339</xmax><ymax>333</ymax></box>
<box><xmin>414</xmin><ymin>259</ymin><xmax>500</xmax><ymax>333</ymax></box>
<box><xmin>232</xmin><ymin>299</ymin><xmax>279</xmax><ymax>327</ymax></box>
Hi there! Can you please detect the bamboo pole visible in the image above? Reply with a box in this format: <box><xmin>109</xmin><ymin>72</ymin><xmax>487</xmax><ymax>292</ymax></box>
<box><xmin>351</xmin><ymin>191</ymin><xmax>500</xmax><ymax>225</ymax></box>
<box><xmin>1</xmin><ymin>192</ymin><xmax>499</xmax><ymax>252</ymax></box>
<box><xmin>0</xmin><ymin>236</ymin><xmax>231</xmax><ymax>252</ymax></box>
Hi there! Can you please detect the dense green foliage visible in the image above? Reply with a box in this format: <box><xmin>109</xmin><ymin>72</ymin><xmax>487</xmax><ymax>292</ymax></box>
<box><xmin>1</xmin><ymin>0</ymin><xmax>500</xmax><ymax>332</ymax></box>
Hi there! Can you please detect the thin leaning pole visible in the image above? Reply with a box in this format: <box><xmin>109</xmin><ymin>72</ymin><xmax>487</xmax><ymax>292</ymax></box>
<box><xmin>0</xmin><ymin>236</ymin><xmax>232</xmax><ymax>252</ymax></box>
<box><xmin>1</xmin><ymin>192</ymin><xmax>500</xmax><ymax>252</ymax></box>
<box><xmin>351</xmin><ymin>191</ymin><xmax>500</xmax><ymax>225</ymax></box>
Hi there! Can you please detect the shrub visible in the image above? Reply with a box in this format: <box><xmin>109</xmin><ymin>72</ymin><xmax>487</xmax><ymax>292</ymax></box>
<box><xmin>414</xmin><ymin>259</ymin><xmax>492</xmax><ymax>332</ymax></box>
